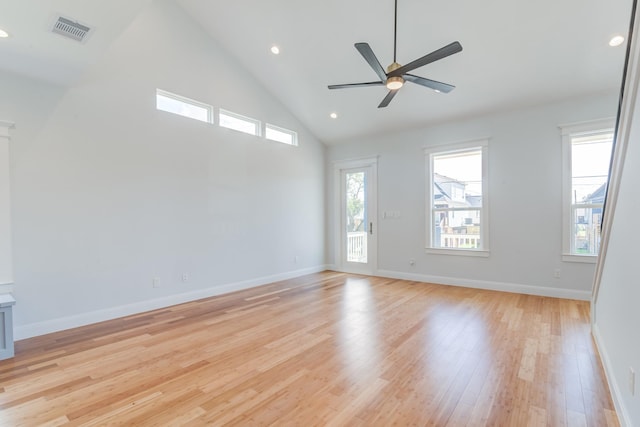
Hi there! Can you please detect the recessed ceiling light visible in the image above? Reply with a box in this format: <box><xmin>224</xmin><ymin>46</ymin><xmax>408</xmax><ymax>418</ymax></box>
<box><xmin>609</xmin><ymin>35</ymin><xmax>625</xmax><ymax>47</ymax></box>
<box><xmin>330</xmin><ymin>112</ymin><xmax>338</xmax><ymax>119</ymax></box>
<box><xmin>270</xmin><ymin>45</ymin><xmax>280</xmax><ymax>55</ymax></box>
<box><xmin>0</xmin><ymin>29</ymin><xmax>9</xmax><ymax>38</ymax></box>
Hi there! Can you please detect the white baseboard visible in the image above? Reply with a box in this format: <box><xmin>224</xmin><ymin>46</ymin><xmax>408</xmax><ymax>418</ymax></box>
<box><xmin>592</xmin><ymin>323</ymin><xmax>632</xmax><ymax>427</ymax></box>
<box><xmin>374</xmin><ymin>269</ymin><xmax>591</xmax><ymax>300</ymax></box>
<box><xmin>14</xmin><ymin>266</ymin><xmax>589</xmax><ymax>341</ymax></box>
<box><xmin>14</xmin><ymin>265</ymin><xmax>329</xmax><ymax>341</ymax></box>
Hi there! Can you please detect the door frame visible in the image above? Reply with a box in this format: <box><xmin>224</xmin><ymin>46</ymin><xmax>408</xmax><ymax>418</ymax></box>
<box><xmin>333</xmin><ymin>157</ymin><xmax>378</xmax><ymax>274</ymax></box>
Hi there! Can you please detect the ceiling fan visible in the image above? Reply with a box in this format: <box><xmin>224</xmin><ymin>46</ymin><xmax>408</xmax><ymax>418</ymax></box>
<box><xmin>328</xmin><ymin>0</ymin><xmax>463</xmax><ymax>108</ymax></box>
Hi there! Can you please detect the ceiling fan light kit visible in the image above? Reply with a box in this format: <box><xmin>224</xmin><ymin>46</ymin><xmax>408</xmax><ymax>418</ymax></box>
<box><xmin>386</xmin><ymin>76</ymin><xmax>404</xmax><ymax>90</ymax></box>
<box><xmin>328</xmin><ymin>0</ymin><xmax>462</xmax><ymax>108</ymax></box>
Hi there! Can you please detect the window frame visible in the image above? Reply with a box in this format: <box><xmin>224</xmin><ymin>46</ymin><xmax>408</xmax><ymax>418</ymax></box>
<box><xmin>424</xmin><ymin>139</ymin><xmax>489</xmax><ymax>257</ymax></box>
<box><xmin>218</xmin><ymin>109</ymin><xmax>262</xmax><ymax>136</ymax></box>
<box><xmin>155</xmin><ymin>89</ymin><xmax>213</xmax><ymax>124</ymax></box>
<box><xmin>265</xmin><ymin>123</ymin><xmax>298</xmax><ymax>146</ymax></box>
<box><xmin>560</xmin><ymin>118</ymin><xmax>614</xmax><ymax>263</ymax></box>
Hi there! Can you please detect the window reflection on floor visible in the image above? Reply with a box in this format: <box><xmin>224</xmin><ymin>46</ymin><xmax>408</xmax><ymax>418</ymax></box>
<box><xmin>418</xmin><ymin>298</ymin><xmax>491</xmax><ymax>389</ymax></box>
<box><xmin>338</xmin><ymin>278</ymin><xmax>381</xmax><ymax>380</ymax></box>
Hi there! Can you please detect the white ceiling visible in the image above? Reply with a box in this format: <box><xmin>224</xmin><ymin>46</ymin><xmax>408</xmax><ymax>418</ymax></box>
<box><xmin>0</xmin><ymin>0</ymin><xmax>152</xmax><ymax>85</ymax></box>
<box><xmin>0</xmin><ymin>0</ymin><xmax>632</xmax><ymax>144</ymax></box>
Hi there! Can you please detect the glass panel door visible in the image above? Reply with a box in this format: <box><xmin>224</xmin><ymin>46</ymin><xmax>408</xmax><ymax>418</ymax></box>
<box><xmin>345</xmin><ymin>170</ymin><xmax>368</xmax><ymax>263</ymax></box>
<box><xmin>340</xmin><ymin>165</ymin><xmax>376</xmax><ymax>274</ymax></box>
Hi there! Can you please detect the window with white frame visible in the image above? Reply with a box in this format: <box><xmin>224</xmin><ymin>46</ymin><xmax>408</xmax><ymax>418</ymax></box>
<box><xmin>561</xmin><ymin>120</ymin><xmax>614</xmax><ymax>261</ymax></box>
<box><xmin>156</xmin><ymin>89</ymin><xmax>212</xmax><ymax>123</ymax></box>
<box><xmin>265</xmin><ymin>123</ymin><xmax>298</xmax><ymax>146</ymax></box>
<box><xmin>219</xmin><ymin>109</ymin><xmax>261</xmax><ymax>136</ymax></box>
<box><xmin>425</xmin><ymin>140</ymin><xmax>489</xmax><ymax>256</ymax></box>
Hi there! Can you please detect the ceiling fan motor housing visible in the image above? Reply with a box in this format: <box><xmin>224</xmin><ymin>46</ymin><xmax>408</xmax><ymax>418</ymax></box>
<box><xmin>387</xmin><ymin>62</ymin><xmax>401</xmax><ymax>73</ymax></box>
<box><xmin>385</xmin><ymin>62</ymin><xmax>404</xmax><ymax>89</ymax></box>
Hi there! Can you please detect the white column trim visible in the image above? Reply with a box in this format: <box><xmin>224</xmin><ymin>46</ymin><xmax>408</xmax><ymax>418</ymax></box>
<box><xmin>0</xmin><ymin>121</ymin><xmax>15</xmax><ymax>294</ymax></box>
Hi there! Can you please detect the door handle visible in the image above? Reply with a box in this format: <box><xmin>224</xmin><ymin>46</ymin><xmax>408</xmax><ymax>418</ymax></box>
<box><xmin>369</xmin><ymin>222</ymin><xmax>373</xmax><ymax>235</ymax></box>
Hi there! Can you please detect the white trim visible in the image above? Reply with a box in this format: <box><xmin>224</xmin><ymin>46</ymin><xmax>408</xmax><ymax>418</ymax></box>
<box><xmin>332</xmin><ymin>156</ymin><xmax>379</xmax><ymax>170</ymax></box>
<box><xmin>14</xmin><ymin>265</ymin><xmax>329</xmax><ymax>340</ymax></box>
<box><xmin>376</xmin><ymin>269</ymin><xmax>591</xmax><ymax>300</ymax></box>
<box><xmin>422</xmin><ymin>136</ymin><xmax>492</xmax><ymax>152</ymax></box>
<box><xmin>424</xmin><ymin>248</ymin><xmax>490</xmax><ymax>257</ymax></box>
<box><xmin>560</xmin><ymin>122</ymin><xmax>614</xmax><ymax>257</ymax></box>
<box><xmin>0</xmin><ymin>121</ymin><xmax>14</xmax><ymax>289</ymax></box>
<box><xmin>424</xmin><ymin>139</ymin><xmax>489</xmax><ymax>252</ymax></box>
<box><xmin>332</xmin><ymin>157</ymin><xmax>379</xmax><ymax>275</ymax></box>
<box><xmin>592</xmin><ymin>323</ymin><xmax>633</xmax><ymax>427</ymax></box>
<box><xmin>559</xmin><ymin>118</ymin><xmax>615</xmax><ymax>136</ymax></box>
<box><xmin>562</xmin><ymin>253</ymin><xmax>597</xmax><ymax>263</ymax></box>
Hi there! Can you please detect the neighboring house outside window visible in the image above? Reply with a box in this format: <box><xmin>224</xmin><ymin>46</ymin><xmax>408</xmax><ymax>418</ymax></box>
<box><xmin>425</xmin><ymin>139</ymin><xmax>489</xmax><ymax>257</ymax></box>
<box><xmin>560</xmin><ymin>119</ymin><xmax>614</xmax><ymax>262</ymax></box>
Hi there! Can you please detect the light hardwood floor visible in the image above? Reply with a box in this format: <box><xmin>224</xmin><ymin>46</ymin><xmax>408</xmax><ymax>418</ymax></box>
<box><xmin>0</xmin><ymin>272</ymin><xmax>619</xmax><ymax>426</ymax></box>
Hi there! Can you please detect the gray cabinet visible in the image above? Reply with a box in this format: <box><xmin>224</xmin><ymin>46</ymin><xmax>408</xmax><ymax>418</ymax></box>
<box><xmin>0</xmin><ymin>294</ymin><xmax>16</xmax><ymax>360</ymax></box>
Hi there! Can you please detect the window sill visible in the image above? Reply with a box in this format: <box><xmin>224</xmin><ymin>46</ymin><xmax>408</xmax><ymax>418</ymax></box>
<box><xmin>562</xmin><ymin>254</ymin><xmax>597</xmax><ymax>264</ymax></box>
<box><xmin>425</xmin><ymin>248</ymin><xmax>490</xmax><ymax>258</ymax></box>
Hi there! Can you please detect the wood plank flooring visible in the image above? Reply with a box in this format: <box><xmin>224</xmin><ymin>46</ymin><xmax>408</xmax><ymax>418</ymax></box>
<box><xmin>0</xmin><ymin>272</ymin><xmax>619</xmax><ymax>426</ymax></box>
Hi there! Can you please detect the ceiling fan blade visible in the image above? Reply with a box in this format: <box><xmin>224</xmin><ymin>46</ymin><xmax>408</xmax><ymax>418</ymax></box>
<box><xmin>388</xmin><ymin>41</ymin><xmax>463</xmax><ymax>77</ymax></box>
<box><xmin>378</xmin><ymin>89</ymin><xmax>399</xmax><ymax>108</ymax></box>
<box><xmin>403</xmin><ymin>74</ymin><xmax>455</xmax><ymax>93</ymax></box>
<box><xmin>328</xmin><ymin>81</ymin><xmax>384</xmax><ymax>90</ymax></box>
<box><xmin>355</xmin><ymin>43</ymin><xmax>388</xmax><ymax>82</ymax></box>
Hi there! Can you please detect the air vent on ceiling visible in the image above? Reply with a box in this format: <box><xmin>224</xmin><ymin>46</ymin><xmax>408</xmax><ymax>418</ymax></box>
<box><xmin>51</xmin><ymin>16</ymin><xmax>92</xmax><ymax>43</ymax></box>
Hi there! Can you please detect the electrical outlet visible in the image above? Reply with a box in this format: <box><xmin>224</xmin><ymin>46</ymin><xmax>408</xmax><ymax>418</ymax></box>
<box><xmin>294</xmin><ymin>255</ymin><xmax>300</xmax><ymax>264</ymax></box>
<box><xmin>152</xmin><ymin>277</ymin><xmax>160</xmax><ymax>288</ymax></box>
<box><xmin>181</xmin><ymin>273</ymin><xmax>189</xmax><ymax>283</ymax></box>
<box><xmin>409</xmin><ymin>258</ymin><xmax>415</xmax><ymax>266</ymax></box>
<box><xmin>630</xmin><ymin>367</ymin><xmax>636</xmax><ymax>396</ymax></box>
<box><xmin>553</xmin><ymin>269</ymin><xmax>561</xmax><ymax>279</ymax></box>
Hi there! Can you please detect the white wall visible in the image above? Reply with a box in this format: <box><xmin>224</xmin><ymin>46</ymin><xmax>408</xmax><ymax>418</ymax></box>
<box><xmin>327</xmin><ymin>92</ymin><xmax>619</xmax><ymax>298</ymax></box>
<box><xmin>592</xmin><ymin>9</ymin><xmax>640</xmax><ymax>423</ymax></box>
<box><xmin>0</xmin><ymin>72</ymin><xmax>66</xmax><ymax>297</ymax></box>
<box><xmin>4</xmin><ymin>0</ymin><xmax>326</xmax><ymax>338</ymax></box>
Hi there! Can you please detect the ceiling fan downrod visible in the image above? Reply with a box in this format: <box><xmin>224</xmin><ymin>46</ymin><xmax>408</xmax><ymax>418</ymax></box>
<box><xmin>393</xmin><ymin>0</ymin><xmax>398</xmax><ymax>63</ymax></box>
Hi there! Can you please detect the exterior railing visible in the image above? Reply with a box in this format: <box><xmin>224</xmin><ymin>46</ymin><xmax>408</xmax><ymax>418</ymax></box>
<box><xmin>439</xmin><ymin>233</ymin><xmax>481</xmax><ymax>249</ymax></box>
<box><xmin>347</xmin><ymin>232</ymin><xmax>367</xmax><ymax>262</ymax></box>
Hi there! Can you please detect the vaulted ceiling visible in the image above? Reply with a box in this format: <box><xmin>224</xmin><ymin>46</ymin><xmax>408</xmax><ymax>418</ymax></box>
<box><xmin>0</xmin><ymin>0</ymin><xmax>632</xmax><ymax>144</ymax></box>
